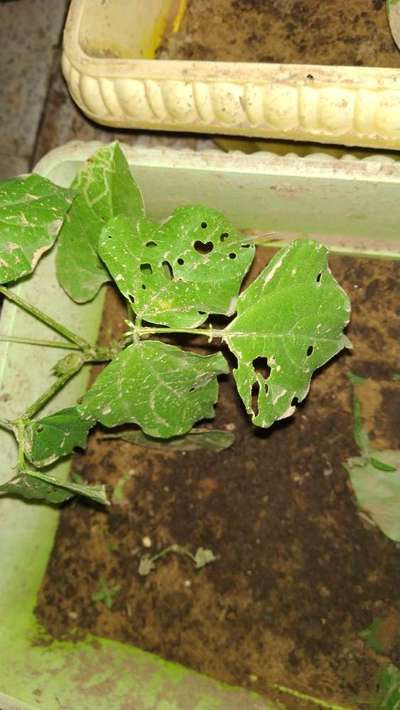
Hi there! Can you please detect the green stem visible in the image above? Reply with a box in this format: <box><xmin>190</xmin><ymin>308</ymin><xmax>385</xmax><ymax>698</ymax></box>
<box><xmin>22</xmin><ymin>362</ymin><xmax>84</xmax><ymax>420</ymax></box>
<box><xmin>0</xmin><ymin>415</ymin><xmax>12</xmax><ymax>432</ymax></box>
<box><xmin>0</xmin><ymin>285</ymin><xmax>92</xmax><ymax>351</ymax></box>
<box><xmin>0</xmin><ymin>334</ymin><xmax>81</xmax><ymax>351</ymax></box>
<box><xmin>271</xmin><ymin>683</ymin><xmax>351</xmax><ymax>710</ymax></box>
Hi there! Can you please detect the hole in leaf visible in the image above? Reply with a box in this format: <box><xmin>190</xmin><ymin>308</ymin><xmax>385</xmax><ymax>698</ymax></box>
<box><xmin>145</xmin><ymin>241</ymin><xmax>157</xmax><ymax>248</ymax></box>
<box><xmin>220</xmin><ymin>232</ymin><xmax>229</xmax><ymax>242</ymax></box>
<box><xmin>107</xmin><ymin>234</ymin><xmax>112</xmax><ymax>239</ymax></box>
<box><xmin>198</xmin><ymin>310</ymin><xmax>206</xmax><ymax>315</ymax></box>
<box><xmin>36</xmin><ymin>424</ymin><xmax>44</xmax><ymax>433</ymax></box>
<box><xmin>194</xmin><ymin>240</ymin><xmax>214</xmax><ymax>254</ymax></box>
<box><xmin>306</xmin><ymin>345</ymin><xmax>313</xmax><ymax>356</ymax></box>
<box><xmin>241</xmin><ymin>243</ymin><xmax>250</xmax><ymax>248</ymax></box>
<box><xmin>252</xmin><ymin>356</ymin><xmax>271</xmax><ymax>380</ymax></box>
<box><xmin>291</xmin><ymin>396</ymin><xmax>299</xmax><ymax>407</ymax></box>
<box><xmin>316</xmin><ymin>272</ymin><xmax>322</xmax><ymax>283</ymax></box>
<box><xmin>142</xmin><ymin>284</ymin><xmax>146</xmax><ymax>290</ymax></box>
<box><xmin>201</xmin><ymin>221</ymin><xmax>208</xmax><ymax>229</ymax></box>
<box><xmin>229</xmin><ymin>253</ymin><xmax>237</xmax><ymax>260</ymax></box>
<box><xmin>140</xmin><ymin>263</ymin><xmax>153</xmax><ymax>275</ymax></box>
<box><xmin>177</xmin><ymin>257</ymin><xmax>184</xmax><ymax>265</ymax></box>
<box><xmin>162</xmin><ymin>260</ymin><xmax>174</xmax><ymax>280</ymax></box>
<box><xmin>251</xmin><ymin>382</ymin><xmax>260</xmax><ymax>416</ymax></box>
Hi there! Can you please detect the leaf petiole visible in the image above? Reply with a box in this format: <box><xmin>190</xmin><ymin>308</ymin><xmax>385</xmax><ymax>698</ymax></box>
<box><xmin>22</xmin><ymin>361</ymin><xmax>85</xmax><ymax>421</ymax></box>
<box><xmin>0</xmin><ymin>334</ymin><xmax>82</xmax><ymax>351</ymax></box>
<box><xmin>0</xmin><ymin>416</ymin><xmax>12</xmax><ymax>432</ymax></box>
<box><xmin>0</xmin><ymin>285</ymin><xmax>92</xmax><ymax>352</ymax></box>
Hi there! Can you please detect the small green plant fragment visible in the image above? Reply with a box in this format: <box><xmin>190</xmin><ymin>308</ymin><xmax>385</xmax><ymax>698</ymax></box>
<box><xmin>98</xmin><ymin>205</ymin><xmax>255</xmax><ymax>328</ymax></box>
<box><xmin>224</xmin><ymin>240</ymin><xmax>351</xmax><ymax>428</ymax></box>
<box><xmin>24</xmin><ymin>406</ymin><xmax>94</xmax><ymax>467</ymax></box>
<box><xmin>92</xmin><ymin>579</ymin><xmax>121</xmax><ymax>609</ymax></box>
<box><xmin>193</xmin><ymin>547</ymin><xmax>218</xmax><ymax>568</ymax></box>
<box><xmin>79</xmin><ymin>341</ymin><xmax>229</xmax><ymax>438</ymax></box>
<box><xmin>374</xmin><ymin>664</ymin><xmax>400</xmax><ymax>709</ymax></box>
<box><xmin>0</xmin><ymin>174</ymin><xmax>73</xmax><ymax>284</ymax></box>
<box><xmin>138</xmin><ymin>543</ymin><xmax>218</xmax><ymax>576</ymax></box>
<box><xmin>112</xmin><ymin>471</ymin><xmax>134</xmax><ymax>504</ymax></box>
<box><xmin>101</xmin><ymin>426</ymin><xmax>235</xmax><ymax>452</ymax></box>
<box><xmin>56</xmin><ymin>142</ymin><xmax>145</xmax><ymax>302</ymax></box>
<box><xmin>344</xmin><ymin>376</ymin><xmax>400</xmax><ymax>541</ymax></box>
<box><xmin>360</xmin><ymin>618</ymin><xmax>386</xmax><ymax>654</ymax></box>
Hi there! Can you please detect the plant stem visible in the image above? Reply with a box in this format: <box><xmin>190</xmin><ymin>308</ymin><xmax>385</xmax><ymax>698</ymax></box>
<box><xmin>0</xmin><ymin>286</ymin><xmax>92</xmax><ymax>351</ymax></box>
<box><xmin>0</xmin><ymin>415</ymin><xmax>12</xmax><ymax>432</ymax></box>
<box><xmin>271</xmin><ymin>683</ymin><xmax>351</xmax><ymax>710</ymax></box>
<box><xmin>22</xmin><ymin>362</ymin><xmax>84</xmax><ymax>420</ymax></box>
<box><xmin>0</xmin><ymin>334</ymin><xmax>81</xmax><ymax>351</ymax></box>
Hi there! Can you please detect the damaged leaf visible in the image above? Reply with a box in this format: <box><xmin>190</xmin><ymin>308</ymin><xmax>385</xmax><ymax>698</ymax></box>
<box><xmin>98</xmin><ymin>206</ymin><xmax>254</xmax><ymax>327</ymax></box>
<box><xmin>24</xmin><ymin>406</ymin><xmax>94</xmax><ymax>467</ymax></box>
<box><xmin>78</xmin><ymin>340</ymin><xmax>229</xmax><ymax>438</ymax></box>
<box><xmin>56</xmin><ymin>142</ymin><xmax>144</xmax><ymax>302</ymax></box>
<box><xmin>224</xmin><ymin>240</ymin><xmax>351</xmax><ymax>428</ymax></box>
<box><xmin>0</xmin><ymin>174</ymin><xmax>73</xmax><ymax>284</ymax></box>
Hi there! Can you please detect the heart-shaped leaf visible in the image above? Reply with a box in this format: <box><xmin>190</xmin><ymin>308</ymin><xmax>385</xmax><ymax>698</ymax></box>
<box><xmin>98</xmin><ymin>205</ymin><xmax>255</xmax><ymax>327</ymax></box>
<box><xmin>24</xmin><ymin>406</ymin><xmax>94</xmax><ymax>467</ymax></box>
<box><xmin>78</xmin><ymin>340</ymin><xmax>229</xmax><ymax>438</ymax></box>
<box><xmin>224</xmin><ymin>240</ymin><xmax>351</xmax><ymax>428</ymax></box>
<box><xmin>56</xmin><ymin>142</ymin><xmax>145</xmax><ymax>302</ymax></box>
<box><xmin>0</xmin><ymin>174</ymin><xmax>73</xmax><ymax>284</ymax></box>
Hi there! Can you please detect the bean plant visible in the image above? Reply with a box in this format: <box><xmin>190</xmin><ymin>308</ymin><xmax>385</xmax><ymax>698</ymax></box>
<box><xmin>0</xmin><ymin>143</ymin><xmax>351</xmax><ymax>505</ymax></box>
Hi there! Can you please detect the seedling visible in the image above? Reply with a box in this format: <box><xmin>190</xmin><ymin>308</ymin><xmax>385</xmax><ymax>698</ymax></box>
<box><xmin>0</xmin><ymin>142</ymin><xmax>350</xmax><ymax>506</ymax></box>
<box><xmin>92</xmin><ymin>579</ymin><xmax>121</xmax><ymax>609</ymax></box>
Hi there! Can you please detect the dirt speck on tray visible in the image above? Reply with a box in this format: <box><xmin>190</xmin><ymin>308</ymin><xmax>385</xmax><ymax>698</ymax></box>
<box><xmin>157</xmin><ymin>0</ymin><xmax>400</xmax><ymax>67</ymax></box>
<box><xmin>37</xmin><ymin>252</ymin><xmax>400</xmax><ymax>708</ymax></box>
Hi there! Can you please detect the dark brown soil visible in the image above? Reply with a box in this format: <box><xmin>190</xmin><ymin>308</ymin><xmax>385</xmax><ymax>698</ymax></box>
<box><xmin>36</xmin><ymin>251</ymin><xmax>400</xmax><ymax>709</ymax></box>
<box><xmin>158</xmin><ymin>0</ymin><xmax>400</xmax><ymax>67</ymax></box>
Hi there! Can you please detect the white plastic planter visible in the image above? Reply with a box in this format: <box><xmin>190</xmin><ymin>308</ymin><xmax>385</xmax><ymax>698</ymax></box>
<box><xmin>1</xmin><ymin>141</ymin><xmax>400</xmax><ymax>710</ymax></box>
<box><xmin>62</xmin><ymin>0</ymin><xmax>400</xmax><ymax>149</ymax></box>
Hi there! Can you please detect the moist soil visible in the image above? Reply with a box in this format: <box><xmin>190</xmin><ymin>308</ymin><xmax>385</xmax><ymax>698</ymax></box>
<box><xmin>157</xmin><ymin>0</ymin><xmax>400</xmax><ymax>67</ymax></box>
<box><xmin>36</xmin><ymin>251</ymin><xmax>400</xmax><ymax>708</ymax></box>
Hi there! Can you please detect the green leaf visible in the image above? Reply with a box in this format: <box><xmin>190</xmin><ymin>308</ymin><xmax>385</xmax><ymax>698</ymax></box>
<box><xmin>224</xmin><ymin>240</ymin><xmax>351</xmax><ymax>428</ymax></box>
<box><xmin>100</xmin><ymin>426</ymin><xmax>235</xmax><ymax>452</ymax></box>
<box><xmin>98</xmin><ymin>205</ymin><xmax>255</xmax><ymax>327</ymax></box>
<box><xmin>344</xmin><ymin>450</ymin><xmax>400</xmax><ymax>541</ymax></box>
<box><xmin>24</xmin><ymin>406</ymin><xmax>94</xmax><ymax>467</ymax></box>
<box><xmin>56</xmin><ymin>142</ymin><xmax>145</xmax><ymax>303</ymax></box>
<box><xmin>375</xmin><ymin>664</ymin><xmax>400</xmax><ymax>709</ymax></box>
<box><xmin>0</xmin><ymin>473</ymin><xmax>73</xmax><ymax>504</ymax></box>
<box><xmin>0</xmin><ymin>469</ymin><xmax>108</xmax><ymax>505</ymax></box>
<box><xmin>0</xmin><ymin>174</ymin><xmax>73</xmax><ymax>284</ymax></box>
<box><xmin>78</xmin><ymin>341</ymin><xmax>229</xmax><ymax>438</ymax></box>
